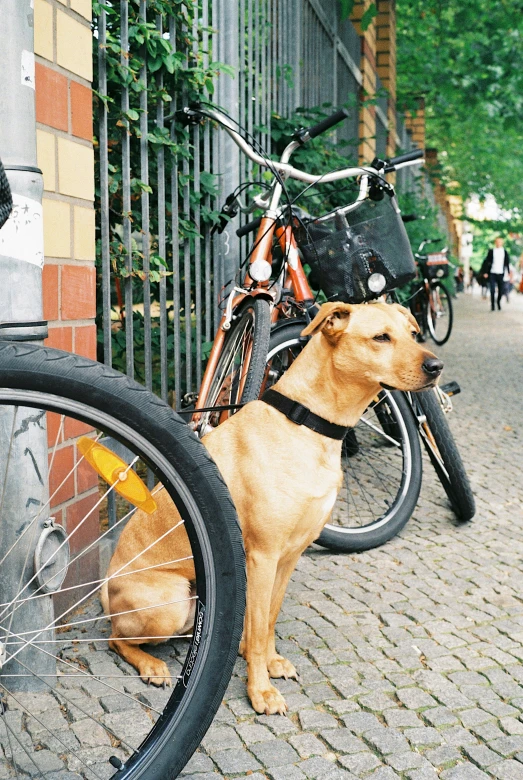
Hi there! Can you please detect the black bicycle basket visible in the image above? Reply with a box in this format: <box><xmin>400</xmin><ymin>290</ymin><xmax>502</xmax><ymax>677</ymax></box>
<box><xmin>295</xmin><ymin>193</ymin><xmax>416</xmax><ymax>303</ymax></box>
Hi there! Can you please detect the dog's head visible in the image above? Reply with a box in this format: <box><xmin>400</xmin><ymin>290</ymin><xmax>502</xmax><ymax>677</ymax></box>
<box><xmin>301</xmin><ymin>301</ymin><xmax>443</xmax><ymax>392</ymax></box>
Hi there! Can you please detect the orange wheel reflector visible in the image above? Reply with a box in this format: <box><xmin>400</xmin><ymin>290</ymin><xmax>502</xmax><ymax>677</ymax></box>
<box><xmin>77</xmin><ymin>437</ymin><xmax>157</xmax><ymax>514</ymax></box>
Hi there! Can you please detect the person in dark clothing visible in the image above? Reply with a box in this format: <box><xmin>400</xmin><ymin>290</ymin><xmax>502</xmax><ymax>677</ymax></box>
<box><xmin>480</xmin><ymin>237</ymin><xmax>511</xmax><ymax>311</ymax></box>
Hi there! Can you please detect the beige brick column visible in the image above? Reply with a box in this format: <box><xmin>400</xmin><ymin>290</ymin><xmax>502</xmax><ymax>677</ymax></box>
<box><xmin>376</xmin><ymin>0</ymin><xmax>397</xmax><ymax>158</ymax></box>
<box><xmin>34</xmin><ymin>0</ymin><xmax>95</xmax><ymax>360</ymax></box>
<box><xmin>405</xmin><ymin>98</ymin><xmax>426</xmax><ymax>150</ymax></box>
<box><xmin>351</xmin><ymin>0</ymin><xmax>377</xmax><ymax>163</ymax></box>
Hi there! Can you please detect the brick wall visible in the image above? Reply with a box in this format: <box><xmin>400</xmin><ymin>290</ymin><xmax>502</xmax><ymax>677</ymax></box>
<box><xmin>34</xmin><ymin>0</ymin><xmax>96</xmax><ymax>360</ymax></box>
<box><xmin>34</xmin><ymin>0</ymin><xmax>98</xmax><ymax>555</ymax></box>
<box><xmin>351</xmin><ymin>0</ymin><xmax>377</xmax><ymax>162</ymax></box>
<box><xmin>376</xmin><ymin>0</ymin><xmax>397</xmax><ymax>158</ymax></box>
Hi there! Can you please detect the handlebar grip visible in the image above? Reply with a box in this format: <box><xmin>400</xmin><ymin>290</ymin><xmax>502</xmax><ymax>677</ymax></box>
<box><xmin>236</xmin><ymin>216</ymin><xmax>262</xmax><ymax>238</ymax></box>
<box><xmin>401</xmin><ymin>214</ymin><xmax>418</xmax><ymax>223</ymax></box>
<box><xmin>385</xmin><ymin>149</ymin><xmax>424</xmax><ymax>171</ymax></box>
<box><xmin>307</xmin><ymin>108</ymin><xmax>350</xmax><ymax>139</ymax></box>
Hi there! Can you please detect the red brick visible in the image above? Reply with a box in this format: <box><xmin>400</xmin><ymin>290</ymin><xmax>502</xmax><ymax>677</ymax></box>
<box><xmin>64</xmin><ymin>417</ymin><xmax>94</xmax><ymax>439</ymax></box>
<box><xmin>66</xmin><ymin>493</ymin><xmax>99</xmax><ymax>554</ymax></box>
<box><xmin>42</xmin><ymin>264</ymin><xmax>59</xmax><ymax>321</ymax></box>
<box><xmin>74</xmin><ymin>324</ymin><xmax>97</xmax><ymax>359</ymax></box>
<box><xmin>47</xmin><ymin>411</ymin><xmax>64</xmax><ymax>448</ymax></box>
<box><xmin>35</xmin><ymin>63</ymin><xmax>68</xmax><ymax>131</ymax></box>
<box><xmin>76</xmin><ymin>443</ymin><xmax>99</xmax><ymax>494</ymax></box>
<box><xmin>45</xmin><ymin>325</ymin><xmax>73</xmax><ymax>352</ymax></box>
<box><xmin>49</xmin><ymin>444</ymin><xmax>75</xmax><ymax>507</ymax></box>
<box><xmin>70</xmin><ymin>81</ymin><xmax>93</xmax><ymax>141</ymax></box>
<box><xmin>61</xmin><ymin>265</ymin><xmax>96</xmax><ymax>320</ymax></box>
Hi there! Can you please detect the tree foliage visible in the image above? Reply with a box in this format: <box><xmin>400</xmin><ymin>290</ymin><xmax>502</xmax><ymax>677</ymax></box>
<box><xmin>396</xmin><ymin>0</ymin><xmax>523</xmax><ymax>212</ymax></box>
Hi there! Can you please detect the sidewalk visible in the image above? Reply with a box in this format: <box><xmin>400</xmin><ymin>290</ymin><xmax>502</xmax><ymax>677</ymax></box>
<box><xmin>182</xmin><ymin>292</ymin><xmax>523</xmax><ymax>779</ymax></box>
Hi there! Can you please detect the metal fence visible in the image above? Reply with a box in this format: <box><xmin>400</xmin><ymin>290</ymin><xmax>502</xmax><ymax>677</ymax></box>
<box><xmin>95</xmin><ymin>0</ymin><xmax>414</xmax><ymax>408</ymax></box>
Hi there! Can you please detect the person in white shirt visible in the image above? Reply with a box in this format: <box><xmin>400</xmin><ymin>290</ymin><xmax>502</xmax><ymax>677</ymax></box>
<box><xmin>481</xmin><ymin>237</ymin><xmax>511</xmax><ymax>311</ymax></box>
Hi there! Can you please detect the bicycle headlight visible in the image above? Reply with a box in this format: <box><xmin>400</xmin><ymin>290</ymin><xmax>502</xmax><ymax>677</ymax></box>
<box><xmin>249</xmin><ymin>258</ymin><xmax>272</xmax><ymax>282</ymax></box>
<box><xmin>368</xmin><ymin>272</ymin><xmax>387</xmax><ymax>294</ymax></box>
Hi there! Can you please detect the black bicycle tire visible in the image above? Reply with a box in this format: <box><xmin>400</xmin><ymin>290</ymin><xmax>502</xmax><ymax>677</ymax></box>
<box><xmin>415</xmin><ymin>388</ymin><xmax>475</xmax><ymax>522</ymax></box>
<box><xmin>202</xmin><ymin>297</ymin><xmax>271</xmax><ymax>425</ymax></box>
<box><xmin>0</xmin><ymin>341</ymin><xmax>246</xmax><ymax>780</ymax></box>
<box><xmin>426</xmin><ymin>281</ymin><xmax>453</xmax><ymax>345</ymax></box>
<box><xmin>265</xmin><ymin>321</ymin><xmax>423</xmax><ymax>553</ymax></box>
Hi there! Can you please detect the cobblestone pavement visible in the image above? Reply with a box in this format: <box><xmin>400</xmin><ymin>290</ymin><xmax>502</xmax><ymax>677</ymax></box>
<box><xmin>2</xmin><ymin>292</ymin><xmax>523</xmax><ymax>779</ymax></box>
<box><xmin>180</xmin><ymin>292</ymin><xmax>523</xmax><ymax>780</ymax></box>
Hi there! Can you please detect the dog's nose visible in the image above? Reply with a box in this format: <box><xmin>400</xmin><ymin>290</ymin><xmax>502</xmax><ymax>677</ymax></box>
<box><xmin>422</xmin><ymin>357</ymin><xmax>444</xmax><ymax>377</ymax></box>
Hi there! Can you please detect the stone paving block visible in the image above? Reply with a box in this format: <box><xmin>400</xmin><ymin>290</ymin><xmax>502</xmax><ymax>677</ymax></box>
<box><xmin>385</xmin><ymin>751</ymin><xmax>433</xmax><ymax>771</ymax></box>
<box><xmin>339</xmin><ymin>751</ymin><xmax>382</xmax><ymax>775</ymax></box>
<box><xmin>341</xmin><ymin>711</ymin><xmax>382</xmax><ymax>735</ymax></box>
<box><xmin>384</xmin><ymin>708</ymin><xmax>422</xmax><ymax>728</ymax></box>
<box><xmin>211</xmin><ymin>747</ymin><xmax>261</xmax><ymax>774</ymax></box>
<box><xmin>70</xmin><ymin>718</ymin><xmax>111</xmax><ymax>748</ymax></box>
<box><xmin>255</xmin><ymin>714</ymin><xmax>299</xmax><ymax>735</ymax></box>
<box><xmin>406</xmin><ymin>769</ymin><xmax>440</xmax><ymax>780</ymax></box>
<box><xmin>426</xmin><ymin>745</ymin><xmax>462</xmax><ymax>769</ymax></box>
<box><xmin>297</xmin><ymin>755</ymin><xmax>341</xmax><ymax>778</ymax></box>
<box><xmin>406</xmin><ymin>726</ymin><xmax>443</xmax><ymax>748</ymax></box>
<box><xmin>397</xmin><ymin>688</ymin><xmax>439</xmax><ymax>710</ymax></box>
<box><xmin>250</xmin><ymin>738</ymin><xmax>299</xmax><ymax>767</ymax></box>
<box><xmin>202</xmin><ymin>724</ymin><xmax>243</xmax><ymax>752</ymax></box>
<box><xmin>179</xmin><ymin>753</ymin><xmax>216</xmax><ymax>775</ymax></box>
<box><xmin>459</xmin><ymin>708</ymin><xmax>495</xmax><ymax>728</ymax></box>
<box><xmin>289</xmin><ymin>733</ymin><xmax>327</xmax><ymax>758</ymax></box>
<box><xmin>489</xmin><ymin>736</ymin><xmax>523</xmax><ymax>758</ymax></box>
<box><xmin>267</xmin><ymin>766</ymin><xmax>307</xmax><ymax>780</ymax></box>
<box><xmin>491</xmin><ymin>760</ymin><xmax>523</xmax><ymax>779</ymax></box>
<box><xmin>440</xmin><ymin>764</ymin><xmax>491</xmax><ymax>779</ymax></box>
<box><xmin>364</xmin><ymin>726</ymin><xmax>410</xmax><ymax>755</ymax></box>
<box><xmin>462</xmin><ymin>744</ymin><xmax>503</xmax><ymax>768</ymax></box>
<box><xmin>320</xmin><ymin>729</ymin><xmax>371</xmax><ymax>755</ymax></box>
<box><xmin>298</xmin><ymin>708</ymin><xmax>338</xmax><ymax>731</ymax></box>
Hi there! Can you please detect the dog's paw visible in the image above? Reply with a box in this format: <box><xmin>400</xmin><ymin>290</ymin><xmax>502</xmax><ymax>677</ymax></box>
<box><xmin>138</xmin><ymin>658</ymin><xmax>172</xmax><ymax>688</ymax></box>
<box><xmin>248</xmin><ymin>684</ymin><xmax>288</xmax><ymax>715</ymax></box>
<box><xmin>267</xmin><ymin>654</ymin><xmax>298</xmax><ymax>680</ymax></box>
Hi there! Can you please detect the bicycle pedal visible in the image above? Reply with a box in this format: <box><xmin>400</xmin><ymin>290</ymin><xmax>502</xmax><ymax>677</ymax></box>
<box><xmin>440</xmin><ymin>381</ymin><xmax>460</xmax><ymax>396</ymax></box>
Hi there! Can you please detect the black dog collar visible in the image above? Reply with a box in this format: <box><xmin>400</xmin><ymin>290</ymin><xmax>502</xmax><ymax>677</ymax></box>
<box><xmin>262</xmin><ymin>388</ymin><xmax>350</xmax><ymax>440</ymax></box>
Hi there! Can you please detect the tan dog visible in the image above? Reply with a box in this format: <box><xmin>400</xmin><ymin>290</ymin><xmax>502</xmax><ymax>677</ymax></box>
<box><xmin>101</xmin><ymin>302</ymin><xmax>443</xmax><ymax>715</ymax></box>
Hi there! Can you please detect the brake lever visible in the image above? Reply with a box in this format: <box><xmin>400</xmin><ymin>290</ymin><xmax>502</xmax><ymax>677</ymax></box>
<box><xmin>211</xmin><ymin>193</ymin><xmax>240</xmax><ymax>236</ymax></box>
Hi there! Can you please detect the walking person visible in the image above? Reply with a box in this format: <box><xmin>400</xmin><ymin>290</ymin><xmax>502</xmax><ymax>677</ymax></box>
<box><xmin>480</xmin><ymin>237</ymin><xmax>511</xmax><ymax>311</ymax></box>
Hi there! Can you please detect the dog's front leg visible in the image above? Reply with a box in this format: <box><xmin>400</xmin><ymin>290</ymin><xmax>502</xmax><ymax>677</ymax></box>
<box><xmin>265</xmin><ymin>552</ymin><xmax>301</xmax><ymax>681</ymax></box>
<box><xmin>244</xmin><ymin>550</ymin><xmax>288</xmax><ymax>715</ymax></box>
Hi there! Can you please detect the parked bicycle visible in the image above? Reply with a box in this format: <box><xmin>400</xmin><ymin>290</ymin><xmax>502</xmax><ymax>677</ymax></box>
<box><xmin>185</xmin><ymin>103</ymin><xmax>474</xmax><ymax>551</ymax></box>
<box><xmin>408</xmin><ymin>238</ymin><xmax>454</xmax><ymax>345</ymax></box>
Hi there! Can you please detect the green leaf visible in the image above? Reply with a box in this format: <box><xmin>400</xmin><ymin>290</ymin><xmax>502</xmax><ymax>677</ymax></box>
<box><xmin>338</xmin><ymin>0</ymin><xmax>354</xmax><ymax>21</ymax></box>
<box><xmin>360</xmin><ymin>3</ymin><xmax>377</xmax><ymax>30</ymax></box>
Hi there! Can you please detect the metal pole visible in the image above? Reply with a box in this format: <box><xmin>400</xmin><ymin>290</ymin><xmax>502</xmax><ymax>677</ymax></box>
<box><xmin>0</xmin><ymin>0</ymin><xmax>55</xmax><ymax>691</ymax></box>
<box><xmin>214</xmin><ymin>0</ymin><xmax>240</xmax><ymax>290</ymax></box>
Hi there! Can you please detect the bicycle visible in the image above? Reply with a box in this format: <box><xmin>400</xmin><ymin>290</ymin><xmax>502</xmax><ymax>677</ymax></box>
<box><xmin>0</xmin><ymin>330</ymin><xmax>245</xmax><ymax>779</ymax></box>
<box><xmin>186</xmin><ymin>104</ymin><xmax>474</xmax><ymax>549</ymax></box>
<box><xmin>408</xmin><ymin>238</ymin><xmax>454</xmax><ymax>345</ymax></box>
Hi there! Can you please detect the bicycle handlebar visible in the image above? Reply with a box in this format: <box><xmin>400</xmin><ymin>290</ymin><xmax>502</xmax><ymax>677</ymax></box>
<box><xmin>299</xmin><ymin>108</ymin><xmax>350</xmax><ymax>142</ymax></box>
<box><xmin>236</xmin><ymin>216</ymin><xmax>262</xmax><ymax>238</ymax></box>
<box><xmin>180</xmin><ymin>105</ymin><xmax>378</xmax><ymax>185</ymax></box>
<box><xmin>385</xmin><ymin>149</ymin><xmax>424</xmax><ymax>173</ymax></box>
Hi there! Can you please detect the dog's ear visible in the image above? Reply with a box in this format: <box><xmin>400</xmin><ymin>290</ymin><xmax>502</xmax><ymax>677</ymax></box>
<box><xmin>389</xmin><ymin>302</ymin><xmax>420</xmax><ymax>333</ymax></box>
<box><xmin>301</xmin><ymin>302</ymin><xmax>353</xmax><ymax>344</ymax></box>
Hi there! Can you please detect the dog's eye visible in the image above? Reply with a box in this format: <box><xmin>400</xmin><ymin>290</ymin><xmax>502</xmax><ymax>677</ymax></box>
<box><xmin>373</xmin><ymin>333</ymin><xmax>391</xmax><ymax>342</ymax></box>
<box><xmin>411</xmin><ymin>331</ymin><xmax>418</xmax><ymax>339</ymax></box>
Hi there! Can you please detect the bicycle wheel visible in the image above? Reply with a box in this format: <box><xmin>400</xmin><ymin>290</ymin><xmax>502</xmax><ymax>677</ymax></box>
<box><xmin>0</xmin><ymin>342</ymin><xmax>245</xmax><ymax>779</ymax></box>
<box><xmin>265</xmin><ymin>321</ymin><xmax>423</xmax><ymax>553</ymax></box>
<box><xmin>426</xmin><ymin>281</ymin><xmax>453</xmax><ymax>345</ymax></box>
<box><xmin>198</xmin><ymin>297</ymin><xmax>271</xmax><ymax>431</ymax></box>
<box><xmin>415</xmin><ymin>388</ymin><xmax>475</xmax><ymax>521</ymax></box>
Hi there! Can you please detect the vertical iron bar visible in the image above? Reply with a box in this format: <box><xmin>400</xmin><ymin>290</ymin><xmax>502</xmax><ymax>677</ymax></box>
<box><xmin>169</xmin><ymin>14</ymin><xmax>182</xmax><ymax>407</ymax></box>
<box><xmin>182</xmin><ymin>10</ymin><xmax>192</xmax><ymax>394</ymax></box>
<box><xmin>202</xmin><ymin>0</ymin><xmax>212</xmax><ymax>343</ymax></box>
<box><xmin>99</xmin><ymin>8</ymin><xmax>111</xmax><ymax>367</ymax></box>
<box><xmin>121</xmin><ymin>0</ymin><xmax>134</xmax><ymax>377</ymax></box>
<box><xmin>156</xmin><ymin>13</ymin><xmax>168</xmax><ymax>402</ymax></box>
<box><xmin>192</xmin><ymin>6</ymin><xmax>202</xmax><ymax>389</ymax></box>
<box><xmin>139</xmin><ymin>0</ymin><xmax>152</xmax><ymax>391</ymax></box>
